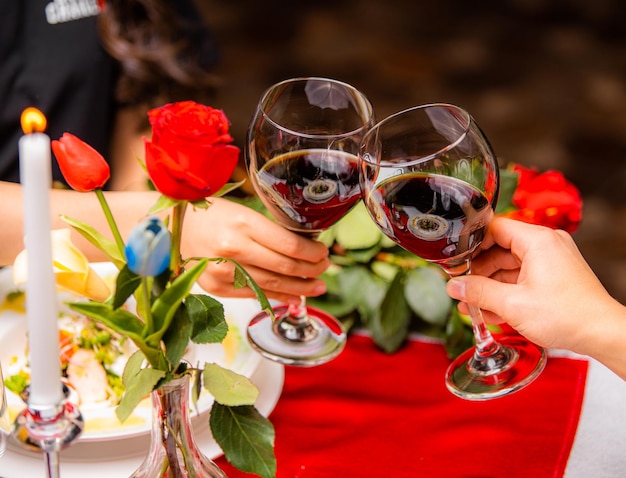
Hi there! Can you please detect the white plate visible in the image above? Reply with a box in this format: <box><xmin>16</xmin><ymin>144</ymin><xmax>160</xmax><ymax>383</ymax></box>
<box><xmin>0</xmin><ymin>263</ymin><xmax>263</xmax><ymax>442</ymax></box>
<box><xmin>0</xmin><ymin>358</ymin><xmax>284</xmax><ymax>477</ymax></box>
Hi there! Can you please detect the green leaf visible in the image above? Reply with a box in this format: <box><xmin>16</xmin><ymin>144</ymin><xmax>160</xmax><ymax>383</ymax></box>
<box><xmin>210</xmin><ymin>404</ymin><xmax>276</xmax><ymax>478</ymax></box>
<box><xmin>203</xmin><ymin>363</ymin><xmax>259</xmax><ymax>406</ymax></box>
<box><xmin>333</xmin><ymin>202</ymin><xmax>382</xmax><ymax>250</ymax></box>
<box><xmin>404</xmin><ymin>267</ymin><xmax>452</xmax><ymax>325</ymax></box>
<box><xmin>68</xmin><ymin>301</ymin><xmax>165</xmax><ymax>369</ymax></box>
<box><xmin>116</xmin><ymin>357</ymin><xmax>166</xmax><ymax>422</ymax></box>
<box><xmin>337</xmin><ymin>266</ymin><xmax>387</xmax><ymax>322</ymax></box>
<box><xmin>496</xmin><ymin>168</ymin><xmax>519</xmax><ymax>214</ymax></box>
<box><xmin>223</xmin><ymin>258</ymin><xmax>274</xmax><ymax>320</ymax></box>
<box><xmin>148</xmin><ymin>259</ymin><xmax>208</xmax><ymax>343</ymax></box>
<box><xmin>113</xmin><ymin>265</ymin><xmax>141</xmax><ymax>309</ymax></box>
<box><xmin>147</xmin><ymin>195</ymin><xmax>179</xmax><ymax>216</ymax></box>
<box><xmin>370</xmin><ymin>260</ymin><xmax>400</xmax><ymax>282</ymax></box>
<box><xmin>343</xmin><ymin>243</ymin><xmax>382</xmax><ymax>263</ymax></box>
<box><xmin>68</xmin><ymin>301</ymin><xmax>144</xmax><ymax>338</ymax></box>
<box><xmin>333</xmin><ymin>266</ymin><xmax>367</xmax><ymax>308</ymax></box>
<box><xmin>369</xmin><ymin>269</ymin><xmax>412</xmax><ymax>353</ymax></box>
<box><xmin>444</xmin><ymin>306</ymin><xmax>475</xmax><ymax>359</ymax></box>
<box><xmin>185</xmin><ymin>294</ymin><xmax>228</xmax><ymax>344</ymax></box>
<box><xmin>60</xmin><ymin>215</ymin><xmax>125</xmax><ymax>267</ymax></box>
<box><xmin>212</xmin><ymin>179</ymin><xmax>246</xmax><ymax>198</ymax></box>
<box><xmin>317</xmin><ymin>227</ymin><xmax>335</xmax><ymax>247</ymax></box>
<box><xmin>162</xmin><ymin>306</ymin><xmax>192</xmax><ymax>367</ymax></box>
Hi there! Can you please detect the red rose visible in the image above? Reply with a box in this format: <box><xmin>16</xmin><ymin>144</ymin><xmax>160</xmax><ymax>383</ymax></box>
<box><xmin>145</xmin><ymin>101</ymin><xmax>240</xmax><ymax>201</ymax></box>
<box><xmin>52</xmin><ymin>133</ymin><xmax>110</xmax><ymax>192</ymax></box>
<box><xmin>503</xmin><ymin>164</ymin><xmax>583</xmax><ymax>233</ymax></box>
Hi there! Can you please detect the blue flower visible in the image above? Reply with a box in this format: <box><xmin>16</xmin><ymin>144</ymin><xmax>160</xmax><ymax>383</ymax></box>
<box><xmin>125</xmin><ymin>217</ymin><xmax>171</xmax><ymax>277</ymax></box>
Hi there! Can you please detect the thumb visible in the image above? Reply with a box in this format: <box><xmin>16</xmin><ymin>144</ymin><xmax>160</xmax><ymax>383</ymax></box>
<box><xmin>446</xmin><ymin>276</ymin><xmax>512</xmax><ymax>317</ymax></box>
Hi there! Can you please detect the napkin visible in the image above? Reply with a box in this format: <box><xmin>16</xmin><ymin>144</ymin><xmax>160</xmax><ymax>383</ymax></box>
<box><xmin>217</xmin><ymin>333</ymin><xmax>588</xmax><ymax>477</ymax></box>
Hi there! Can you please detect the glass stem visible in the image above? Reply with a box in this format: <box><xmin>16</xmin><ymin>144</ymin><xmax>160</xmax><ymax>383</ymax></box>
<box><xmin>458</xmin><ymin>264</ymin><xmax>499</xmax><ymax>358</ymax></box>
<box><xmin>275</xmin><ymin>295</ymin><xmax>318</xmax><ymax>342</ymax></box>
<box><xmin>287</xmin><ymin>295</ymin><xmax>308</xmax><ymax>321</ymax></box>
<box><xmin>467</xmin><ymin>303</ymin><xmax>499</xmax><ymax>357</ymax></box>
<box><xmin>44</xmin><ymin>451</ymin><xmax>60</xmax><ymax>478</ymax></box>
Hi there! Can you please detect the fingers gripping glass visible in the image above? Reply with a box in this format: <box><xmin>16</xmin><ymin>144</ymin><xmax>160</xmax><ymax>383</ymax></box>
<box><xmin>358</xmin><ymin>104</ymin><xmax>546</xmax><ymax>399</ymax></box>
<box><xmin>245</xmin><ymin>77</ymin><xmax>374</xmax><ymax>366</ymax></box>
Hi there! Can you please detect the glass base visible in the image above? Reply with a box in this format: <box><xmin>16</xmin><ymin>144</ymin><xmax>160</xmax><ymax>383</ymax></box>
<box><xmin>247</xmin><ymin>305</ymin><xmax>346</xmax><ymax>366</ymax></box>
<box><xmin>445</xmin><ymin>335</ymin><xmax>547</xmax><ymax>400</ymax></box>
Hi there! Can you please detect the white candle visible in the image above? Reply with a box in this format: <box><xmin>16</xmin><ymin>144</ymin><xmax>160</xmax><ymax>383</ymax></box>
<box><xmin>18</xmin><ymin>114</ymin><xmax>63</xmax><ymax>407</ymax></box>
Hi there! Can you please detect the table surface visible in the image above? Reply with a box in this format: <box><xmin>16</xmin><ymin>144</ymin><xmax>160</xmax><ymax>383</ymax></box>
<box><xmin>1</xmin><ymin>343</ymin><xmax>625</xmax><ymax>477</ymax></box>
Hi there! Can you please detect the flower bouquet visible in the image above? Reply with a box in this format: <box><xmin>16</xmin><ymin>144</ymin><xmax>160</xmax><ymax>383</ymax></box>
<box><xmin>51</xmin><ymin>101</ymin><xmax>276</xmax><ymax>477</ymax></box>
<box><xmin>306</xmin><ymin>163</ymin><xmax>584</xmax><ymax>356</ymax></box>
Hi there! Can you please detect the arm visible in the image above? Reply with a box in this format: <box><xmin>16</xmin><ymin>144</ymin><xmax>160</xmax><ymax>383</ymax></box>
<box><xmin>1</xmin><ymin>182</ymin><xmax>328</xmax><ymax>303</ymax></box>
<box><xmin>446</xmin><ymin>217</ymin><xmax>626</xmax><ymax>380</ymax></box>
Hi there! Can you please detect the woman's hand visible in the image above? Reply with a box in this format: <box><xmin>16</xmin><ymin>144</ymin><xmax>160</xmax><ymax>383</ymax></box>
<box><xmin>182</xmin><ymin>198</ymin><xmax>330</xmax><ymax>303</ymax></box>
<box><xmin>446</xmin><ymin>217</ymin><xmax>625</xmax><ymax>357</ymax></box>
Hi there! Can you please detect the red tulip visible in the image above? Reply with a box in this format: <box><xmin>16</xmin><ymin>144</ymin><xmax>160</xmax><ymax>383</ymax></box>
<box><xmin>144</xmin><ymin>101</ymin><xmax>240</xmax><ymax>201</ymax></box>
<box><xmin>52</xmin><ymin>133</ymin><xmax>110</xmax><ymax>192</ymax></box>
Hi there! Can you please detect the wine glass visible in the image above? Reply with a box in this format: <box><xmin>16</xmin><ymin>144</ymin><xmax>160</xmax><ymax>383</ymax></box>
<box><xmin>245</xmin><ymin>77</ymin><xmax>374</xmax><ymax>366</ymax></box>
<box><xmin>359</xmin><ymin>104</ymin><xmax>546</xmax><ymax>399</ymax></box>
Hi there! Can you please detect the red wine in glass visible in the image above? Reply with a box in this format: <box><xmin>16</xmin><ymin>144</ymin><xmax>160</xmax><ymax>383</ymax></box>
<box><xmin>254</xmin><ymin>149</ymin><xmax>361</xmax><ymax>234</ymax></box>
<box><xmin>369</xmin><ymin>173</ymin><xmax>492</xmax><ymax>271</ymax></box>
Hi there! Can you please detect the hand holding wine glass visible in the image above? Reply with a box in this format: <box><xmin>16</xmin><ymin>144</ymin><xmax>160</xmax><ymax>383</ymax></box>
<box><xmin>358</xmin><ymin>104</ymin><xmax>546</xmax><ymax>399</ymax></box>
<box><xmin>245</xmin><ymin>77</ymin><xmax>374</xmax><ymax>366</ymax></box>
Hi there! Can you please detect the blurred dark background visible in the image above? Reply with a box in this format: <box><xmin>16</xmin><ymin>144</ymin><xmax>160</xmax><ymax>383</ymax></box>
<box><xmin>199</xmin><ymin>0</ymin><xmax>626</xmax><ymax>302</ymax></box>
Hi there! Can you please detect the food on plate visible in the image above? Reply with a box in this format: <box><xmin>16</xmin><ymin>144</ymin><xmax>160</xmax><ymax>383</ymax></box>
<box><xmin>4</xmin><ymin>300</ymin><xmax>130</xmax><ymax>407</ymax></box>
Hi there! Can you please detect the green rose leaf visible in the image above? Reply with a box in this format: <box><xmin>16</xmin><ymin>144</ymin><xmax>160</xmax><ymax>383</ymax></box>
<box><xmin>148</xmin><ymin>259</ymin><xmax>208</xmax><ymax>343</ymax></box>
<box><xmin>212</xmin><ymin>179</ymin><xmax>246</xmax><ymax>198</ymax></box>
<box><xmin>116</xmin><ymin>352</ymin><xmax>166</xmax><ymax>422</ymax></box>
<box><xmin>404</xmin><ymin>267</ymin><xmax>452</xmax><ymax>325</ymax></box>
<box><xmin>185</xmin><ymin>293</ymin><xmax>228</xmax><ymax>344</ymax></box>
<box><xmin>210</xmin><ymin>403</ymin><xmax>276</xmax><ymax>478</ymax></box>
<box><xmin>147</xmin><ymin>194</ymin><xmax>179</xmax><ymax>216</ymax></box>
<box><xmin>162</xmin><ymin>306</ymin><xmax>193</xmax><ymax>367</ymax></box>
<box><xmin>224</xmin><ymin>258</ymin><xmax>274</xmax><ymax>320</ymax></box>
<box><xmin>369</xmin><ymin>268</ymin><xmax>412</xmax><ymax>353</ymax></box>
<box><xmin>203</xmin><ymin>363</ymin><xmax>259</xmax><ymax>406</ymax></box>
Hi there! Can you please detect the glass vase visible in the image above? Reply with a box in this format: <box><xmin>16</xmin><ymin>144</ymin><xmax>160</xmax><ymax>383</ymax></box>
<box><xmin>130</xmin><ymin>374</ymin><xmax>227</xmax><ymax>478</ymax></box>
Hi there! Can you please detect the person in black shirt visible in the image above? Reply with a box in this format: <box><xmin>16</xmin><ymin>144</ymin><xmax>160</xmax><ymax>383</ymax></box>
<box><xmin>0</xmin><ymin>0</ymin><xmax>331</xmax><ymax>303</ymax></box>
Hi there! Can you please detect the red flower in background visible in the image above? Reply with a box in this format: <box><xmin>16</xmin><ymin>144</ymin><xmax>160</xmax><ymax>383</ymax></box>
<box><xmin>145</xmin><ymin>101</ymin><xmax>240</xmax><ymax>201</ymax></box>
<box><xmin>502</xmin><ymin>164</ymin><xmax>583</xmax><ymax>233</ymax></box>
<box><xmin>52</xmin><ymin>133</ymin><xmax>110</xmax><ymax>192</ymax></box>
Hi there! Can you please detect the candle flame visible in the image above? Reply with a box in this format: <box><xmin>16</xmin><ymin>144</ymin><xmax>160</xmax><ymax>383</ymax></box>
<box><xmin>20</xmin><ymin>107</ymin><xmax>47</xmax><ymax>134</ymax></box>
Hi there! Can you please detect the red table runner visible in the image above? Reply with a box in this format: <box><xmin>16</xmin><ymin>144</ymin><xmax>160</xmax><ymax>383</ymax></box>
<box><xmin>217</xmin><ymin>334</ymin><xmax>588</xmax><ymax>477</ymax></box>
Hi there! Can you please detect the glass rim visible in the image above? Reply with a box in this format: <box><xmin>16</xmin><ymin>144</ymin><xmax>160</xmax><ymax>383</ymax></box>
<box><xmin>359</xmin><ymin>103</ymin><xmax>473</xmax><ymax>168</ymax></box>
<box><xmin>256</xmin><ymin>76</ymin><xmax>374</xmax><ymax>140</ymax></box>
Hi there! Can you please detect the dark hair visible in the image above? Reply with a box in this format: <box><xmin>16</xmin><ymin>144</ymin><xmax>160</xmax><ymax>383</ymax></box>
<box><xmin>98</xmin><ymin>0</ymin><xmax>220</xmax><ymax>108</ymax></box>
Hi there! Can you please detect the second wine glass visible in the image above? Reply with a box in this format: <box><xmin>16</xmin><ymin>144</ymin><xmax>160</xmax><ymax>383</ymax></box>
<box><xmin>245</xmin><ymin>77</ymin><xmax>374</xmax><ymax>366</ymax></box>
<box><xmin>359</xmin><ymin>104</ymin><xmax>546</xmax><ymax>399</ymax></box>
